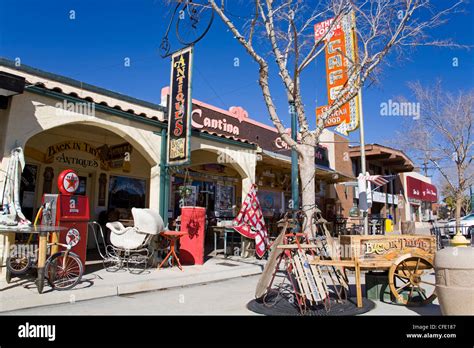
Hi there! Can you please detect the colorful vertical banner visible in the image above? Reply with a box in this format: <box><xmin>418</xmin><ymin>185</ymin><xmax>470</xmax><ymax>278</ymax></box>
<box><xmin>315</xmin><ymin>12</ymin><xmax>360</xmax><ymax>135</ymax></box>
<box><xmin>167</xmin><ymin>46</ymin><xmax>193</xmax><ymax>165</ymax></box>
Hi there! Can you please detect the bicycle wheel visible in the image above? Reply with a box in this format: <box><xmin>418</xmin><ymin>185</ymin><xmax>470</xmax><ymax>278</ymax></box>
<box><xmin>176</xmin><ymin>1</ymin><xmax>214</xmax><ymax>45</ymax></box>
<box><xmin>6</xmin><ymin>250</ymin><xmax>33</xmax><ymax>275</ymax></box>
<box><xmin>45</xmin><ymin>251</ymin><xmax>83</xmax><ymax>290</ymax></box>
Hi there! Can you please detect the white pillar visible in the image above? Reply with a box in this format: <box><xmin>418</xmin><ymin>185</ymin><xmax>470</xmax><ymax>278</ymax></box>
<box><xmin>148</xmin><ymin>164</ymin><xmax>160</xmax><ymax>211</ymax></box>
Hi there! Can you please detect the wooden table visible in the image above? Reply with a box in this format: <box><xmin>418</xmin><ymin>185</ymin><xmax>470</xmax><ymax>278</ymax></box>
<box><xmin>0</xmin><ymin>225</ymin><xmax>67</xmax><ymax>294</ymax></box>
<box><xmin>158</xmin><ymin>231</ymin><xmax>188</xmax><ymax>271</ymax></box>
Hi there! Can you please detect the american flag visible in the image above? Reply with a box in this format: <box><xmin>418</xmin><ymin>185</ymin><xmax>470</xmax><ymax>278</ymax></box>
<box><xmin>365</xmin><ymin>175</ymin><xmax>389</xmax><ymax>186</ymax></box>
<box><xmin>232</xmin><ymin>184</ymin><xmax>268</xmax><ymax>258</ymax></box>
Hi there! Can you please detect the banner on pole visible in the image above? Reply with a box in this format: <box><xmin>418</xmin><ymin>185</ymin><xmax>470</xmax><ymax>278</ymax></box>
<box><xmin>315</xmin><ymin>12</ymin><xmax>360</xmax><ymax>135</ymax></box>
<box><xmin>167</xmin><ymin>46</ymin><xmax>193</xmax><ymax>166</ymax></box>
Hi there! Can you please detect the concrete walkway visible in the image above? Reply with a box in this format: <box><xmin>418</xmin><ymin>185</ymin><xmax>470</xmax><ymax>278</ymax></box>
<box><xmin>0</xmin><ymin>256</ymin><xmax>265</xmax><ymax>313</ymax></box>
<box><xmin>2</xmin><ymin>273</ymin><xmax>442</xmax><ymax>315</ymax></box>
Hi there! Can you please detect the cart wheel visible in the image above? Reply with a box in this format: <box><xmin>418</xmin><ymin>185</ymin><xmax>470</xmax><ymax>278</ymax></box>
<box><xmin>103</xmin><ymin>257</ymin><xmax>122</xmax><ymax>272</ymax></box>
<box><xmin>389</xmin><ymin>254</ymin><xmax>436</xmax><ymax>306</ymax></box>
<box><xmin>127</xmin><ymin>254</ymin><xmax>148</xmax><ymax>274</ymax></box>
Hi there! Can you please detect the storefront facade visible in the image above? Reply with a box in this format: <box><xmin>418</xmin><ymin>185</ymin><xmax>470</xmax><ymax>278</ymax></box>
<box><xmin>161</xmin><ymin>88</ymin><xmax>354</xmax><ymax>235</ymax></box>
<box><xmin>167</xmin><ymin>133</ymin><xmax>257</xmax><ymax>221</ymax></box>
<box><xmin>400</xmin><ymin>172</ymin><xmax>438</xmax><ymax>228</ymax></box>
<box><xmin>348</xmin><ymin>144</ymin><xmax>438</xmax><ymax>233</ymax></box>
<box><xmin>0</xmin><ymin>59</ymin><xmax>168</xmax><ymax>262</ymax></box>
<box><xmin>1</xmin><ymin>58</ymin><xmax>359</xmax><ymax>273</ymax></box>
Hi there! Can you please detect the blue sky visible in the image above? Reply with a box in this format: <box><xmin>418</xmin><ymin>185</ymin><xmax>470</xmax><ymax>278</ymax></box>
<box><xmin>0</xmin><ymin>0</ymin><xmax>473</xmax><ymax>159</ymax></box>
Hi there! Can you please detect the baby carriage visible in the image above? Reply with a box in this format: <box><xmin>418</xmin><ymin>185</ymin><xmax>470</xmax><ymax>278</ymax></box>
<box><xmin>90</xmin><ymin>208</ymin><xmax>164</xmax><ymax>274</ymax></box>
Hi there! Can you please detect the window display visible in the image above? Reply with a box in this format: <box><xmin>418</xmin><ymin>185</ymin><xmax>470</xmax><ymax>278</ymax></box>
<box><xmin>108</xmin><ymin>176</ymin><xmax>146</xmax><ymax>212</ymax></box>
<box><xmin>215</xmin><ymin>183</ymin><xmax>234</xmax><ymax>217</ymax></box>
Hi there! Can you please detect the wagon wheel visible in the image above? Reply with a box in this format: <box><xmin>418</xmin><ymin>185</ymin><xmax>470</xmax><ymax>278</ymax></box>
<box><xmin>388</xmin><ymin>254</ymin><xmax>437</xmax><ymax>306</ymax></box>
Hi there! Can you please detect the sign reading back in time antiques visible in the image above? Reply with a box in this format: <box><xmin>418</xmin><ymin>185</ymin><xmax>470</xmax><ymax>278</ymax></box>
<box><xmin>167</xmin><ymin>46</ymin><xmax>193</xmax><ymax>166</ymax></box>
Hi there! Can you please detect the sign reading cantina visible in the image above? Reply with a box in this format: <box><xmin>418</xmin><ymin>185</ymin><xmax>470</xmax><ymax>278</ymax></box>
<box><xmin>191</xmin><ymin>105</ymin><xmax>330</xmax><ymax>167</ymax></box>
<box><xmin>167</xmin><ymin>46</ymin><xmax>193</xmax><ymax>165</ymax></box>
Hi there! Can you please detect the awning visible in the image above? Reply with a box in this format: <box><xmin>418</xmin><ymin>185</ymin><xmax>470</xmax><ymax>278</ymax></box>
<box><xmin>406</xmin><ymin>176</ymin><xmax>438</xmax><ymax>202</ymax></box>
<box><xmin>260</xmin><ymin>150</ymin><xmax>355</xmax><ymax>183</ymax></box>
<box><xmin>349</xmin><ymin>144</ymin><xmax>415</xmax><ymax>172</ymax></box>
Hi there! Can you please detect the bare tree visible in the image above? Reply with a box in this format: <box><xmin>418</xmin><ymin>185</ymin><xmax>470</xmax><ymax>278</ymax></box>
<box><xmin>196</xmin><ymin>0</ymin><xmax>465</xmax><ymax>235</ymax></box>
<box><xmin>399</xmin><ymin>82</ymin><xmax>473</xmax><ymax>230</ymax></box>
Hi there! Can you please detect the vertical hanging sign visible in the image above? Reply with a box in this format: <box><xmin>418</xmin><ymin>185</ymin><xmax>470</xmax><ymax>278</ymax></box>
<box><xmin>315</xmin><ymin>12</ymin><xmax>359</xmax><ymax>135</ymax></box>
<box><xmin>167</xmin><ymin>46</ymin><xmax>193</xmax><ymax>166</ymax></box>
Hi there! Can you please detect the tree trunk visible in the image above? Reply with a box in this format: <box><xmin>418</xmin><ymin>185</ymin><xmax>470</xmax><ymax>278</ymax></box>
<box><xmin>455</xmin><ymin>193</ymin><xmax>462</xmax><ymax>234</ymax></box>
<box><xmin>298</xmin><ymin>143</ymin><xmax>316</xmax><ymax>238</ymax></box>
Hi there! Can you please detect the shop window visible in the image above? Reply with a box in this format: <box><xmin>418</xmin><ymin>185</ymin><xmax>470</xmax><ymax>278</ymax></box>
<box><xmin>108</xmin><ymin>176</ymin><xmax>146</xmax><ymax>218</ymax></box>
<box><xmin>410</xmin><ymin>203</ymin><xmax>420</xmax><ymax>222</ymax></box>
<box><xmin>76</xmin><ymin>176</ymin><xmax>87</xmax><ymax>196</ymax></box>
<box><xmin>421</xmin><ymin>201</ymin><xmax>433</xmax><ymax>221</ymax></box>
<box><xmin>20</xmin><ymin>164</ymin><xmax>38</xmax><ymax>221</ymax></box>
<box><xmin>257</xmin><ymin>189</ymin><xmax>282</xmax><ymax>217</ymax></box>
<box><xmin>215</xmin><ymin>183</ymin><xmax>234</xmax><ymax>218</ymax></box>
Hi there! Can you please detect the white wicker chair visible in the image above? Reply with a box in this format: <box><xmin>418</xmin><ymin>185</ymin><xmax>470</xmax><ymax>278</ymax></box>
<box><xmin>105</xmin><ymin>208</ymin><xmax>164</xmax><ymax>273</ymax></box>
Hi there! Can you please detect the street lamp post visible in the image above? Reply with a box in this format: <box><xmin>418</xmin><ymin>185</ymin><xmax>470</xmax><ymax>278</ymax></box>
<box><xmin>470</xmin><ymin>185</ymin><xmax>474</xmax><ymax>213</ymax></box>
<box><xmin>357</xmin><ymin>91</ymin><xmax>369</xmax><ymax>235</ymax></box>
<box><xmin>290</xmin><ymin>102</ymin><xmax>299</xmax><ymax>212</ymax></box>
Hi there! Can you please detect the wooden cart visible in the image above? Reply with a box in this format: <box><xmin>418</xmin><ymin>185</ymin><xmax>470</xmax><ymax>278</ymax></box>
<box><xmin>311</xmin><ymin>234</ymin><xmax>437</xmax><ymax>307</ymax></box>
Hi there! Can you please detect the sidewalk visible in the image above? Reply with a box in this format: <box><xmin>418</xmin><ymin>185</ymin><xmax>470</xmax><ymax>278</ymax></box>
<box><xmin>0</xmin><ymin>256</ymin><xmax>265</xmax><ymax>313</ymax></box>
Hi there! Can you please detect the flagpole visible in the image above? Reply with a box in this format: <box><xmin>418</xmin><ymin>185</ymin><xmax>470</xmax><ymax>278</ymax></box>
<box><xmin>349</xmin><ymin>8</ymin><xmax>368</xmax><ymax>235</ymax></box>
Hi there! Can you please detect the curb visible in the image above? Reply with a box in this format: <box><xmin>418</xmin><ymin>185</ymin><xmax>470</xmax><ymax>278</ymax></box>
<box><xmin>0</xmin><ymin>263</ymin><xmax>263</xmax><ymax>313</ymax></box>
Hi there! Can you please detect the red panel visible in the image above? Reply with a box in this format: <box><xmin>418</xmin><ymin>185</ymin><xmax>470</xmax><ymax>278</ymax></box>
<box><xmin>407</xmin><ymin>176</ymin><xmax>438</xmax><ymax>202</ymax></box>
<box><xmin>406</xmin><ymin>176</ymin><xmax>422</xmax><ymax>200</ymax></box>
<box><xmin>58</xmin><ymin>221</ymin><xmax>89</xmax><ymax>267</ymax></box>
<box><xmin>421</xmin><ymin>182</ymin><xmax>438</xmax><ymax>202</ymax></box>
<box><xmin>57</xmin><ymin>195</ymin><xmax>90</xmax><ymax>268</ymax></box>
<box><xmin>179</xmin><ymin>207</ymin><xmax>206</xmax><ymax>265</ymax></box>
<box><xmin>58</xmin><ymin>195</ymin><xmax>90</xmax><ymax>220</ymax></box>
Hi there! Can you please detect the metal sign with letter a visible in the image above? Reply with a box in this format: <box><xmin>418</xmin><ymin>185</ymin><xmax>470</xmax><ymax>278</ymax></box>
<box><xmin>167</xmin><ymin>45</ymin><xmax>193</xmax><ymax>166</ymax></box>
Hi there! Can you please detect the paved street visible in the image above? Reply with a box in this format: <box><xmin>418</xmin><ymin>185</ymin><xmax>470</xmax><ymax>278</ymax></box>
<box><xmin>3</xmin><ymin>274</ymin><xmax>441</xmax><ymax>316</ymax></box>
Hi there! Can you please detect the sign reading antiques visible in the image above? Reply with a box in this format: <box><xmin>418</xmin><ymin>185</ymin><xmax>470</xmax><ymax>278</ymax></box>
<box><xmin>167</xmin><ymin>46</ymin><xmax>193</xmax><ymax>166</ymax></box>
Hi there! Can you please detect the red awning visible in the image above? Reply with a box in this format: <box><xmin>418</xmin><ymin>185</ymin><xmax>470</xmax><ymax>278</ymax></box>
<box><xmin>407</xmin><ymin>176</ymin><xmax>422</xmax><ymax>200</ymax></box>
<box><xmin>406</xmin><ymin>176</ymin><xmax>437</xmax><ymax>202</ymax></box>
<box><xmin>421</xmin><ymin>182</ymin><xmax>438</xmax><ymax>202</ymax></box>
